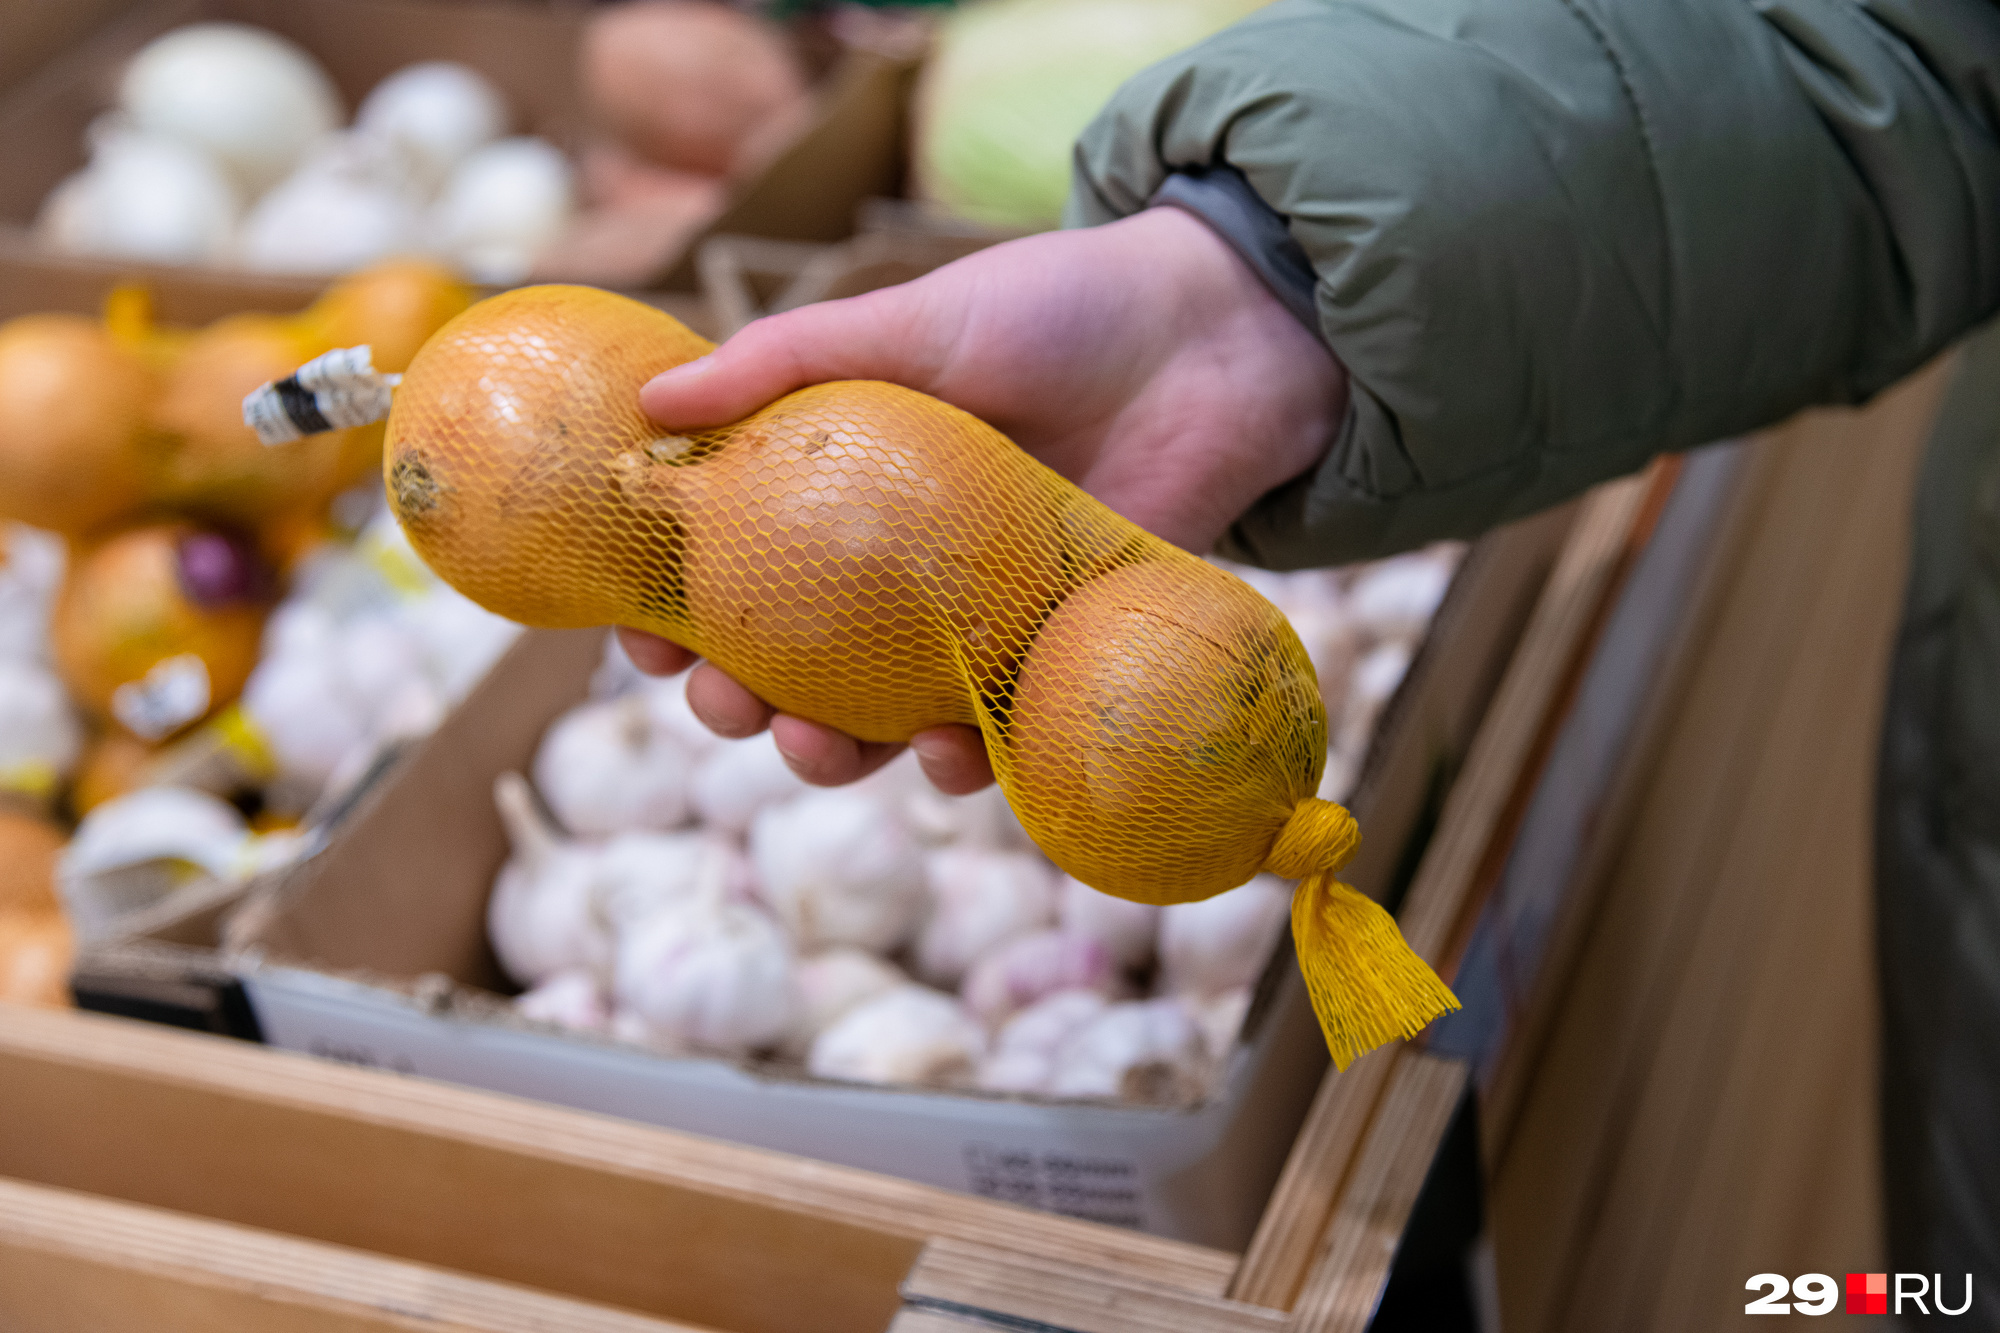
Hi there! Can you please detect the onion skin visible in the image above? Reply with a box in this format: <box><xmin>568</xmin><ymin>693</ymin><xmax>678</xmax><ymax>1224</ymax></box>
<box><xmin>0</xmin><ymin>809</ymin><xmax>65</xmax><ymax>916</ymax></box>
<box><xmin>50</xmin><ymin>523</ymin><xmax>269</xmax><ymax>738</ymax></box>
<box><xmin>0</xmin><ymin>315</ymin><xmax>155</xmax><ymax>537</ymax></box>
<box><xmin>72</xmin><ymin>732</ymin><xmax>159</xmax><ymax>816</ymax></box>
<box><xmin>1004</xmin><ymin>560</ymin><xmax>1324</xmax><ymax>903</ymax></box>
<box><xmin>152</xmin><ymin>313</ymin><xmax>352</xmax><ymax>524</ymax></box>
<box><xmin>385</xmin><ymin>286</ymin><xmax>713</xmax><ymax>630</ymax></box>
<box><xmin>0</xmin><ymin>910</ymin><xmax>73</xmax><ymax>1008</ymax></box>
<box><xmin>582</xmin><ymin>1</ymin><xmax>808</xmax><ymax>178</ymax></box>
<box><xmin>380</xmin><ymin>289</ymin><xmax>1323</xmax><ymax>912</ymax></box>
<box><xmin>384</xmin><ymin>288</ymin><xmax>1068</xmax><ymax>743</ymax></box>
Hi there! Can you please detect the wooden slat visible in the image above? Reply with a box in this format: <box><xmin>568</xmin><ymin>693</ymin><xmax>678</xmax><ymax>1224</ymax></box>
<box><xmin>0</xmin><ymin>1005</ymin><xmax>1234</xmax><ymax>1333</ymax></box>
<box><xmin>1225</xmin><ymin>1046</ymin><xmax>1398</xmax><ymax>1308</ymax></box>
<box><xmin>1486</xmin><ymin>360</ymin><xmax>1950</xmax><ymax>1333</ymax></box>
<box><xmin>1395</xmin><ymin>468</ymin><xmax>1669</xmax><ymax>969</ymax></box>
<box><xmin>1230</xmin><ymin>470</ymin><xmax>1670</xmax><ymax>1310</ymax></box>
<box><xmin>1476</xmin><ymin>445</ymin><xmax>1780</xmax><ymax>1170</ymax></box>
<box><xmin>888</xmin><ymin>1312</ymin><xmax>1001</xmax><ymax>1333</ymax></box>
<box><xmin>1288</xmin><ymin>1054</ymin><xmax>1470</xmax><ymax>1333</ymax></box>
<box><xmin>0</xmin><ymin>1176</ymin><xmax>714</xmax><ymax>1333</ymax></box>
<box><xmin>901</xmin><ymin>1238</ymin><xmax>1286</xmax><ymax>1333</ymax></box>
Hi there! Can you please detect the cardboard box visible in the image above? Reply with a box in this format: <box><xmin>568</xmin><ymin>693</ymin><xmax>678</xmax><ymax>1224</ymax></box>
<box><xmin>0</xmin><ymin>0</ymin><xmax>917</xmax><ymax>312</ymax></box>
<box><xmin>183</xmin><ymin>501</ymin><xmax>1577</xmax><ymax>1254</ymax></box>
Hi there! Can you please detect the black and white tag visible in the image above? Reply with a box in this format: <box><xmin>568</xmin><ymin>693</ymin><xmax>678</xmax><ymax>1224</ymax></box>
<box><xmin>243</xmin><ymin>345</ymin><xmax>402</xmax><ymax>445</ymax></box>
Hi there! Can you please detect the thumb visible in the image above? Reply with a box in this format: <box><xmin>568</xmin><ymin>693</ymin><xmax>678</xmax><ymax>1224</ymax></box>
<box><xmin>639</xmin><ymin>287</ymin><xmax>942</xmax><ymax>429</ymax></box>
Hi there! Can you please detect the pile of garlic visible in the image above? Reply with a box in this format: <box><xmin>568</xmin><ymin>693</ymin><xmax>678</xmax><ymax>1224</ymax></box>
<box><xmin>239</xmin><ymin>508</ymin><xmax>521</xmax><ymax>818</ymax></box>
<box><xmin>39</xmin><ymin>24</ymin><xmax>575</xmax><ymax>283</ymax></box>
<box><xmin>490</xmin><ymin>545</ymin><xmax>1461</xmax><ymax>1105</ymax></box>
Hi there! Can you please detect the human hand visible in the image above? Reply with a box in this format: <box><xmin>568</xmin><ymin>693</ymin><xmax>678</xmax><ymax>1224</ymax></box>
<box><xmin>619</xmin><ymin>204</ymin><xmax>1346</xmax><ymax>793</ymax></box>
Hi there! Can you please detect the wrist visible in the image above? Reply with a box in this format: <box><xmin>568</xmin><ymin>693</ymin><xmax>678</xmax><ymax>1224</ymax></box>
<box><xmin>1119</xmin><ymin>205</ymin><xmax>1348</xmax><ymax>552</ymax></box>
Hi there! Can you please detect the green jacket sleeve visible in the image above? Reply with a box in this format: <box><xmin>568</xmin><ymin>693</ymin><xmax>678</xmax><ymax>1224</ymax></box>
<box><xmin>1064</xmin><ymin>0</ymin><xmax>2000</xmax><ymax>567</ymax></box>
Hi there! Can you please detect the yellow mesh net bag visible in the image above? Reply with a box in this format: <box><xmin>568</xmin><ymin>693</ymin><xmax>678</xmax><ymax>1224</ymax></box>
<box><xmin>311</xmin><ymin>285</ymin><xmax>1458</xmax><ymax>1069</ymax></box>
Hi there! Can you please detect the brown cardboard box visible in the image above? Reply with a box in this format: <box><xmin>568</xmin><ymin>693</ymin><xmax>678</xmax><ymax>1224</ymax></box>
<box><xmin>0</xmin><ymin>0</ymin><xmax>917</xmax><ymax>312</ymax></box>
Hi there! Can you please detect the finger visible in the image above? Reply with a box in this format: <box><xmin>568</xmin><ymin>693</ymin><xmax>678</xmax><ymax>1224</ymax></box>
<box><xmin>639</xmin><ymin>283</ymin><xmax>947</xmax><ymax>429</ymax></box>
<box><xmin>769</xmin><ymin>713</ymin><xmax>905</xmax><ymax>786</ymax></box>
<box><xmin>684</xmin><ymin>662</ymin><xmax>775</xmax><ymax>738</ymax></box>
<box><xmin>614</xmin><ymin>627</ymin><xmax>698</xmax><ymax>676</ymax></box>
<box><xmin>910</xmin><ymin>725</ymin><xmax>995</xmax><ymax>796</ymax></box>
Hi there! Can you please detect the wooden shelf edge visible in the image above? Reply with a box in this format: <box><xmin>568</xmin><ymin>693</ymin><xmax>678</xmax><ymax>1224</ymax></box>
<box><xmin>0</xmin><ymin>1175</ymin><xmax>716</xmax><ymax>1333</ymax></box>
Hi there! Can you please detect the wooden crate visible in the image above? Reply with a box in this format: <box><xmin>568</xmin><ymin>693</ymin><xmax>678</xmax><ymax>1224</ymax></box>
<box><xmin>1482</xmin><ymin>358</ymin><xmax>1953</xmax><ymax>1332</ymax></box>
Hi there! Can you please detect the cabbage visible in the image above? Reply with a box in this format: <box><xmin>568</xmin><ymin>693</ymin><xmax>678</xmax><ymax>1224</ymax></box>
<box><xmin>914</xmin><ymin>0</ymin><xmax>1269</xmax><ymax>230</ymax></box>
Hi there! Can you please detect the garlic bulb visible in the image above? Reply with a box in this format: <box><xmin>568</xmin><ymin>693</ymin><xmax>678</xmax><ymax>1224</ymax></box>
<box><xmin>0</xmin><ymin>659</ymin><xmax>83</xmax><ymax>798</ymax></box>
<box><xmin>592</xmin><ymin>830</ymin><xmax>742</xmax><ymax>930</ymax></box>
<box><xmin>355</xmin><ymin>61</ymin><xmax>507</xmax><ymax>188</ymax></box>
<box><xmin>1189</xmin><ymin>986</ymin><xmax>1254</xmax><ymax>1063</ymax></box>
<box><xmin>342</xmin><ymin>616</ymin><xmax>431</xmax><ymax>711</ymax></box>
<box><xmin>39</xmin><ymin>130</ymin><xmax>239</xmax><ymax>263</ymax></box>
<box><xmin>242</xmin><ymin>639</ymin><xmax>372</xmax><ymax>788</ymax></box>
<box><xmin>244</xmin><ymin>609</ymin><xmax>440</xmax><ymax>793</ymax></box>
<box><xmin>778</xmin><ymin>947</ymin><xmax>907</xmax><ymax>1058</ymax></box>
<box><xmin>613</xmin><ymin>862</ymin><xmax>797</xmax><ymax>1053</ymax></box>
<box><xmin>120</xmin><ymin>23</ymin><xmax>341</xmax><ymax>194</ymax></box>
<box><xmin>429</xmin><ymin>136</ymin><xmax>574</xmax><ymax>283</ymax></box>
<box><xmin>639</xmin><ymin>671</ymin><xmax>723</xmax><ymax>762</ymax></box>
<box><xmin>237</xmin><ymin>132</ymin><xmax>423</xmax><ymax>274</ymax></box>
<box><xmin>532</xmin><ymin>693</ymin><xmax>691</xmax><ymax>836</ymax></box>
<box><xmin>750</xmin><ymin>788</ymin><xmax>926</xmax><ymax>953</ymax></box>
<box><xmin>56</xmin><ymin>786</ymin><xmax>252</xmax><ymax>941</ymax></box>
<box><xmin>1048</xmin><ymin>999</ymin><xmax>1210</xmax><ymax>1104</ymax></box>
<box><xmin>688</xmin><ymin>732</ymin><xmax>806</xmax><ymax>835</ymax></box>
<box><xmin>590</xmin><ymin>630</ymin><xmax>647</xmax><ymax>700</ymax></box>
<box><xmin>1158</xmin><ymin>875</ymin><xmax>1293</xmax><ymax>998</ymax></box>
<box><xmin>401</xmin><ymin>587</ymin><xmax>521</xmax><ymax>700</ymax></box>
<box><xmin>976</xmin><ymin>988</ymin><xmax>1108</xmax><ymax>1094</ymax></box>
<box><xmin>960</xmin><ymin>929</ymin><xmax>1118</xmax><ymax>1029</ymax></box>
<box><xmin>1346</xmin><ymin>551</ymin><xmax>1455</xmax><ymax>645</ymax></box>
<box><xmin>0</xmin><ymin>525</ymin><xmax>63</xmax><ymax>664</ymax></box>
<box><xmin>373</xmin><ymin>674</ymin><xmax>446</xmax><ymax>743</ymax></box>
<box><xmin>807</xmin><ymin>985</ymin><xmax>986</xmax><ymax>1088</ymax></box>
<box><xmin>487</xmin><ymin>789</ymin><xmax>723</xmax><ymax>986</ymax></box>
<box><xmin>514</xmin><ymin>969</ymin><xmax>610</xmax><ymax>1033</ymax></box>
<box><xmin>913</xmin><ymin>847</ymin><xmax>1056</xmax><ymax>987</ymax></box>
<box><xmin>487</xmin><ymin>771</ymin><xmax>615</xmax><ymax>986</ymax></box>
<box><xmin>1055</xmin><ymin>875</ymin><xmax>1158</xmax><ymax>972</ymax></box>
<box><xmin>903</xmin><ymin>781</ymin><xmax>1032</xmax><ymax>851</ymax></box>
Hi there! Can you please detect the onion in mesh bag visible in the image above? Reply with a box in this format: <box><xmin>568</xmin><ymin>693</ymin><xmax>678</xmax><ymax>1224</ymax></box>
<box><xmin>247</xmin><ymin>285</ymin><xmax>1456</xmax><ymax>1068</ymax></box>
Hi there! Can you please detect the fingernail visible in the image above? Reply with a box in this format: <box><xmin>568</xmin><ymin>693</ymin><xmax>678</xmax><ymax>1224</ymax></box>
<box><xmin>773</xmin><ymin>738</ymin><xmax>817</xmax><ymax>780</ymax></box>
<box><xmin>911</xmin><ymin>734</ymin><xmax>951</xmax><ymax>765</ymax></box>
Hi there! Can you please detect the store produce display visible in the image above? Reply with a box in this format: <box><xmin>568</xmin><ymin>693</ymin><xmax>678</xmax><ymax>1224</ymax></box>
<box><xmin>475</xmin><ymin>530</ymin><xmax>1448</xmax><ymax>1105</ymax></box>
<box><xmin>247</xmin><ymin>283</ymin><xmax>1462</xmax><ymax>1070</ymax></box>
<box><xmin>29</xmin><ymin>3</ymin><xmax>824</xmax><ymax>286</ymax></box>
<box><xmin>0</xmin><ymin>260</ymin><xmax>524</xmax><ymax>966</ymax></box>
<box><xmin>39</xmin><ymin>24</ymin><xmax>559</xmax><ymax>280</ymax></box>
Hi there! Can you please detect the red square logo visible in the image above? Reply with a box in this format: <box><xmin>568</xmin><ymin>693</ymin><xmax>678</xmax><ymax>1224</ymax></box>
<box><xmin>1847</xmin><ymin>1272</ymin><xmax>1888</xmax><ymax>1314</ymax></box>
